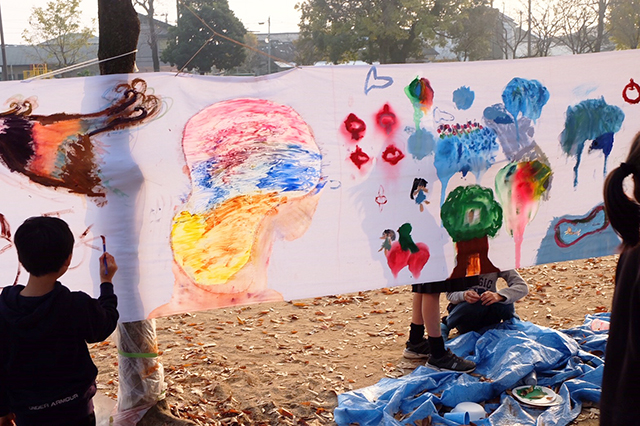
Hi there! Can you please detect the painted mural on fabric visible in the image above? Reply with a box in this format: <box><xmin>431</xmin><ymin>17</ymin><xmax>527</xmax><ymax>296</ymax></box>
<box><xmin>0</xmin><ymin>50</ymin><xmax>636</xmax><ymax>321</ymax></box>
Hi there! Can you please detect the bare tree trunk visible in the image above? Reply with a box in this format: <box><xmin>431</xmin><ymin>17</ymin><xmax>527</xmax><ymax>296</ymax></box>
<box><xmin>98</xmin><ymin>0</ymin><xmax>139</xmax><ymax>75</ymax></box>
<box><xmin>594</xmin><ymin>0</ymin><xmax>607</xmax><ymax>52</ymax></box>
<box><xmin>146</xmin><ymin>2</ymin><xmax>160</xmax><ymax>72</ymax></box>
<box><xmin>97</xmin><ymin>1</ymin><xmax>192</xmax><ymax>424</ymax></box>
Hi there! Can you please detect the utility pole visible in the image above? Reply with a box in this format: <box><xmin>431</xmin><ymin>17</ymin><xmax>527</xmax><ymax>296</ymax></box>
<box><xmin>259</xmin><ymin>17</ymin><xmax>272</xmax><ymax>74</ymax></box>
<box><xmin>527</xmin><ymin>0</ymin><xmax>532</xmax><ymax>57</ymax></box>
<box><xmin>267</xmin><ymin>16</ymin><xmax>271</xmax><ymax>74</ymax></box>
<box><xmin>0</xmin><ymin>3</ymin><xmax>8</xmax><ymax>81</ymax></box>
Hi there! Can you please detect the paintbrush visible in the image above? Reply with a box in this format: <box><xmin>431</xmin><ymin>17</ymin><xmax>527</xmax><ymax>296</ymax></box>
<box><xmin>100</xmin><ymin>235</ymin><xmax>108</xmax><ymax>274</ymax></box>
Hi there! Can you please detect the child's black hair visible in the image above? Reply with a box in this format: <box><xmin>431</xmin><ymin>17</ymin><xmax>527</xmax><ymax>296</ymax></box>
<box><xmin>14</xmin><ymin>216</ymin><xmax>74</xmax><ymax>277</ymax></box>
<box><xmin>604</xmin><ymin>132</ymin><xmax>640</xmax><ymax>248</ymax></box>
<box><xmin>410</xmin><ymin>177</ymin><xmax>428</xmax><ymax>200</ymax></box>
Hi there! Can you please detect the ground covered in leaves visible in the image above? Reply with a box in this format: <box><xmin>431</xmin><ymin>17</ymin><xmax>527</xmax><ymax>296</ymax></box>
<box><xmin>91</xmin><ymin>256</ymin><xmax>616</xmax><ymax>425</ymax></box>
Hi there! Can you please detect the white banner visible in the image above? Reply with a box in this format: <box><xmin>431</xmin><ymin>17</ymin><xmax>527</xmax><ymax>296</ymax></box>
<box><xmin>0</xmin><ymin>50</ymin><xmax>636</xmax><ymax>321</ymax></box>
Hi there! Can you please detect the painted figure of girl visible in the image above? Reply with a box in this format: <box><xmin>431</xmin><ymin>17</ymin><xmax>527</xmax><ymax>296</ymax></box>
<box><xmin>379</xmin><ymin>229</ymin><xmax>396</xmax><ymax>255</ymax></box>
<box><xmin>410</xmin><ymin>177</ymin><xmax>430</xmax><ymax>211</ymax></box>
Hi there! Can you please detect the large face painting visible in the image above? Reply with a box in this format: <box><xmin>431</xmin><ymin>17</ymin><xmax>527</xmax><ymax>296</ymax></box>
<box><xmin>0</xmin><ymin>50</ymin><xmax>636</xmax><ymax>321</ymax></box>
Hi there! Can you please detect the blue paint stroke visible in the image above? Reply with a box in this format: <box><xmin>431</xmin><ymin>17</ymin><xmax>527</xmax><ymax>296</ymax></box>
<box><xmin>452</xmin><ymin>86</ymin><xmax>475</xmax><ymax>110</ymax></box>
<box><xmin>483</xmin><ymin>103</ymin><xmax>538</xmax><ymax>162</ymax></box>
<box><xmin>364</xmin><ymin>66</ymin><xmax>394</xmax><ymax>95</ymax></box>
<box><xmin>536</xmin><ymin>204</ymin><xmax>619</xmax><ymax>264</ymax></box>
<box><xmin>434</xmin><ymin>124</ymin><xmax>499</xmax><ymax>205</ymax></box>
<box><xmin>190</xmin><ymin>144</ymin><xmax>322</xmax><ymax>210</ymax></box>
<box><xmin>560</xmin><ymin>97</ymin><xmax>625</xmax><ymax>187</ymax></box>
<box><xmin>502</xmin><ymin>78</ymin><xmax>549</xmax><ymax>138</ymax></box>
<box><xmin>433</xmin><ymin>107</ymin><xmax>455</xmax><ymax>123</ymax></box>
<box><xmin>484</xmin><ymin>104</ymin><xmax>513</xmax><ymax>124</ymax></box>
<box><xmin>407</xmin><ymin>128</ymin><xmax>436</xmax><ymax>160</ymax></box>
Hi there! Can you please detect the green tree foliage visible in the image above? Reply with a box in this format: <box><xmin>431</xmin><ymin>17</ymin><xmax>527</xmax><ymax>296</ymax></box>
<box><xmin>440</xmin><ymin>185</ymin><xmax>503</xmax><ymax>242</ymax></box>
<box><xmin>162</xmin><ymin>0</ymin><xmax>246</xmax><ymax>74</ymax></box>
<box><xmin>22</xmin><ymin>0</ymin><xmax>95</xmax><ymax>69</ymax></box>
<box><xmin>297</xmin><ymin>0</ymin><xmax>458</xmax><ymax>64</ymax></box>
<box><xmin>446</xmin><ymin>0</ymin><xmax>500</xmax><ymax>60</ymax></box>
<box><xmin>608</xmin><ymin>0</ymin><xmax>640</xmax><ymax>48</ymax></box>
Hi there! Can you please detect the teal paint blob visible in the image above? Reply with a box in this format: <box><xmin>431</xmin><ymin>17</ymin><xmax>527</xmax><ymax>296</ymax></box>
<box><xmin>502</xmin><ymin>78</ymin><xmax>549</xmax><ymax>139</ymax></box>
<box><xmin>503</xmin><ymin>78</ymin><xmax>550</xmax><ymax>121</ymax></box>
<box><xmin>560</xmin><ymin>97</ymin><xmax>625</xmax><ymax>186</ymax></box>
<box><xmin>452</xmin><ymin>86</ymin><xmax>475</xmax><ymax>110</ymax></box>
<box><xmin>407</xmin><ymin>128</ymin><xmax>436</xmax><ymax>160</ymax></box>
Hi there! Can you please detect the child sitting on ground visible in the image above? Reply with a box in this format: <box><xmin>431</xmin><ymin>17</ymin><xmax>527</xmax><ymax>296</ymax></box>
<box><xmin>442</xmin><ymin>269</ymin><xmax>528</xmax><ymax>338</ymax></box>
<box><xmin>0</xmin><ymin>216</ymin><xmax>118</xmax><ymax>426</ymax></box>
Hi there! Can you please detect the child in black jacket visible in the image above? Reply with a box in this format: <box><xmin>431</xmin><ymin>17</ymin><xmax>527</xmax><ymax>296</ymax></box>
<box><xmin>0</xmin><ymin>216</ymin><xmax>118</xmax><ymax>426</ymax></box>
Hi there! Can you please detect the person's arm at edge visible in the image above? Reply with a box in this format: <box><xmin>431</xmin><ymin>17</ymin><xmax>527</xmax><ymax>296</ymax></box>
<box><xmin>446</xmin><ymin>290</ymin><xmax>466</xmax><ymax>304</ymax></box>
<box><xmin>496</xmin><ymin>270</ymin><xmax>529</xmax><ymax>304</ymax></box>
<box><xmin>82</xmin><ymin>253</ymin><xmax>119</xmax><ymax>343</ymax></box>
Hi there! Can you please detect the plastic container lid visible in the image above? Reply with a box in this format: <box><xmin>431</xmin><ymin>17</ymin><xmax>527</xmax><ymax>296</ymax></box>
<box><xmin>451</xmin><ymin>402</ymin><xmax>486</xmax><ymax>421</ymax></box>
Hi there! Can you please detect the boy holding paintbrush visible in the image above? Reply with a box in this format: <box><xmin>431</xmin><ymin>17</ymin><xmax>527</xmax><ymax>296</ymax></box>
<box><xmin>0</xmin><ymin>216</ymin><xmax>118</xmax><ymax>426</ymax></box>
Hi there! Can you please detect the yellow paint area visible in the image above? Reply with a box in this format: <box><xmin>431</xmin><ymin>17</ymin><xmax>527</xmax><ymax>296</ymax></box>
<box><xmin>171</xmin><ymin>193</ymin><xmax>285</xmax><ymax>285</ymax></box>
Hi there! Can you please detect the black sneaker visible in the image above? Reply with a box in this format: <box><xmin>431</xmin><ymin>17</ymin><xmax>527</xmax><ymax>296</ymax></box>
<box><xmin>403</xmin><ymin>339</ymin><xmax>431</xmax><ymax>359</ymax></box>
<box><xmin>426</xmin><ymin>349</ymin><xmax>475</xmax><ymax>373</ymax></box>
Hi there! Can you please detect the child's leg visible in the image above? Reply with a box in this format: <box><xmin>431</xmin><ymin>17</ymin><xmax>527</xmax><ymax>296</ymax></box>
<box><xmin>404</xmin><ymin>292</ymin><xmax>430</xmax><ymax>359</ymax></box>
<box><xmin>422</xmin><ymin>293</ymin><xmax>448</xmax><ymax>358</ymax></box>
<box><xmin>411</xmin><ymin>292</ymin><xmax>424</xmax><ymax>324</ymax></box>
<box><xmin>421</xmin><ymin>292</ymin><xmax>441</xmax><ymax>338</ymax></box>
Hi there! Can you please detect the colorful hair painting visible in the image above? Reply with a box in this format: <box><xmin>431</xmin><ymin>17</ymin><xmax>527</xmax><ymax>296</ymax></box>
<box><xmin>0</xmin><ymin>79</ymin><xmax>160</xmax><ymax>203</ymax></box>
<box><xmin>171</xmin><ymin>98</ymin><xmax>323</xmax><ymax>291</ymax></box>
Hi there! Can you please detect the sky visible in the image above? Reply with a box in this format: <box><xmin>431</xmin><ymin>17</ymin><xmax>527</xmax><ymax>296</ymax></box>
<box><xmin>0</xmin><ymin>0</ymin><xmax>524</xmax><ymax>45</ymax></box>
<box><xmin>0</xmin><ymin>0</ymin><xmax>303</xmax><ymax>45</ymax></box>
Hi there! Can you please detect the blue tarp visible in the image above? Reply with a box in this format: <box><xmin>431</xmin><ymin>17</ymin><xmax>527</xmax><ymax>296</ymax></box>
<box><xmin>334</xmin><ymin>313</ymin><xmax>610</xmax><ymax>426</ymax></box>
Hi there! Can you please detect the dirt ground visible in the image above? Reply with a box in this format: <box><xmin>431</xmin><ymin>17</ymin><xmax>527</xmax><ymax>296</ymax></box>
<box><xmin>91</xmin><ymin>255</ymin><xmax>617</xmax><ymax>425</ymax></box>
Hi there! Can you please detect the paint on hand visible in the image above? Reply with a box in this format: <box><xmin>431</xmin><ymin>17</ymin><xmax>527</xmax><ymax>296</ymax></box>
<box><xmin>452</xmin><ymin>86</ymin><xmax>475</xmax><ymax>110</ymax></box>
<box><xmin>559</xmin><ymin>97</ymin><xmax>625</xmax><ymax>186</ymax></box>
<box><xmin>495</xmin><ymin>160</ymin><xmax>552</xmax><ymax>267</ymax></box>
<box><xmin>434</xmin><ymin>122</ymin><xmax>499</xmax><ymax>205</ymax></box>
